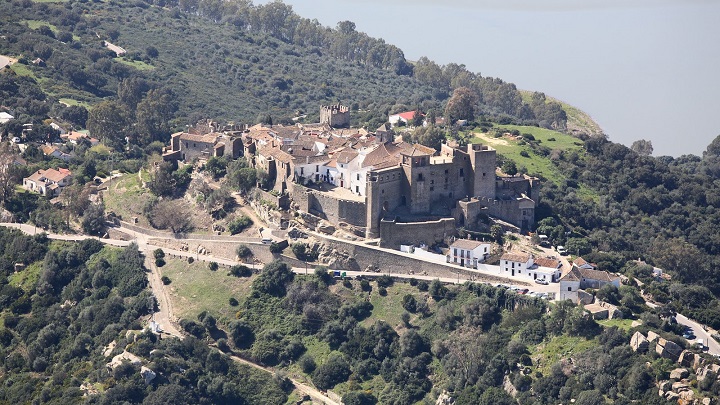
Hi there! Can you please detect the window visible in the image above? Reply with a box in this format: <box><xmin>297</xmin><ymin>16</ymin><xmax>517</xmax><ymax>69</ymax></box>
<box><xmin>430</xmin><ymin>187</ymin><xmax>434</xmax><ymax>191</ymax></box>
<box><xmin>417</xmin><ymin>173</ymin><xmax>424</xmax><ymax>181</ymax></box>
<box><xmin>316</xmin><ymin>165</ymin><xmax>319</xmax><ymax>172</ymax></box>
<box><xmin>356</xmin><ymin>186</ymin><xmax>359</xmax><ymax>193</ymax></box>
<box><xmin>460</xmin><ymin>168</ymin><xmax>464</xmax><ymax>176</ymax></box>
<box><xmin>482</xmin><ymin>172</ymin><xmax>486</xmax><ymax>177</ymax></box>
<box><xmin>568</xmin><ymin>287</ymin><xmax>572</xmax><ymax>291</ymax></box>
<box><xmin>193</xmin><ymin>143</ymin><xmax>196</xmax><ymax>147</ymax></box>
<box><xmin>512</xmin><ymin>262</ymin><xmax>515</xmax><ymax>268</ymax></box>
<box><xmin>445</xmin><ymin>169</ymin><xmax>448</xmax><ymax>174</ymax></box>
<box><xmin>357</xmin><ymin>174</ymin><xmax>360</xmax><ymax>180</ymax></box>
<box><xmin>454</xmin><ymin>248</ymin><xmax>457</xmax><ymax>256</ymax></box>
<box><xmin>300</xmin><ymin>167</ymin><xmax>304</xmax><ymax>175</ymax></box>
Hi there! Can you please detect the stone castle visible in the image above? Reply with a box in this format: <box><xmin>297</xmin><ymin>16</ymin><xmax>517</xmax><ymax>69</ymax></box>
<box><xmin>163</xmin><ymin>106</ymin><xmax>539</xmax><ymax>247</ymax></box>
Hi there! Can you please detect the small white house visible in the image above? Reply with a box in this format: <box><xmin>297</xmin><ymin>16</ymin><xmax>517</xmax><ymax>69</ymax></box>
<box><xmin>23</xmin><ymin>168</ymin><xmax>73</xmax><ymax>196</ymax></box>
<box><xmin>500</xmin><ymin>252</ymin><xmax>533</xmax><ymax>277</ymax></box>
<box><xmin>0</xmin><ymin>112</ymin><xmax>14</xmax><ymax>124</ymax></box>
<box><xmin>530</xmin><ymin>257</ymin><xmax>563</xmax><ymax>283</ymax></box>
<box><xmin>448</xmin><ymin>239</ymin><xmax>491</xmax><ymax>268</ymax></box>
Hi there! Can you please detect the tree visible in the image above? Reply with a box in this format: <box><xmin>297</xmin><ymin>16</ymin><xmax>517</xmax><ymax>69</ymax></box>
<box><xmin>236</xmin><ymin>244</ymin><xmax>252</xmax><ymax>259</ymax></box>
<box><xmin>86</xmin><ymin>101</ymin><xmax>130</xmax><ymax>150</ymax></box>
<box><xmin>252</xmin><ymin>260</ymin><xmax>294</xmax><ymax>296</ymax></box>
<box><xmin>343</xmin><ymin>391</ymin><xmax>377</xmax><ymax>405</ymax></box>
<box><xmin>81</xmin><ymin>203</ymin><xmax>106</xmax><ymax>235</ymax></box>
<box><xmin>312</xmin><ymin>354</ymin><xmax>351</xmax><ymax>390</ymax></box>
<box><xmin>502</xmin><ymin>160</ymin><xmax>518</xmax><ymax>175</ymax></box>
<box><xmin>0</xmin><ymin>144</ymin><xmax>23</xmax><ymax>204</ymax></box>
<box><xmin>228</xmin><ymin>320</ymin><xmax>254</xmax><ymax>349</ymax></box>
<box><xmin>60</xmin><ymin>105</ymin><xmax>89</xmax><ymax>128</ymax></box>
<box><xmin>135</xmin><ymin>88</ymin><xmax>177</xmax><ymax>146</ymax></box>
<box><xmin>149</xmin><ymin>199</ymin><xmax>193</xmax><ymax>233</ymax></box>
<box><xmin>631</xmin><ymin>139</ymin><xmax>653</xmax><ymax>156</ymax></box>
<box><xmin>445</xmin><ymin>87</ymin><xmax>478</xmax><ymax>122</ymax></box>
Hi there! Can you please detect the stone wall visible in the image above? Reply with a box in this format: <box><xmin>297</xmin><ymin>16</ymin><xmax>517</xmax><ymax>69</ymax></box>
<box><xmin>378</xmin><ymin>217</ymin><xmax>456</xmax><ymax>248</ymax></box>
<box><xmin>292</xmin><ymin>185</ymin><xmax>366</xmax><ymax>227</ymax></box>
<box><xmin>475</xmin><ymin>196</ymin><xmax>535</xmax><ymax>230</ymax></box>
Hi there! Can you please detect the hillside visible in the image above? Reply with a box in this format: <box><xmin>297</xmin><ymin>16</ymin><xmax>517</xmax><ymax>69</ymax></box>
<box><xmin>1</xmin><ymin>0</ymin><xmax>569</xmax><ymax>134</ymax></box>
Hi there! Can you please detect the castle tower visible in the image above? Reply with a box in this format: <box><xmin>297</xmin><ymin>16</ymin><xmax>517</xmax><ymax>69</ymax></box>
<box><xmin>320</xmin><ymin>104</ymin><xmax>350</xmax><ymax>128</ymax></box>
<box><xmin>365</xmin><ymin>171</ymin><xmax>382</xmax><ymax>239</ymax></box>
<box><xmin>468</xmin><ymin>143</ymin><xmax>496</xmax><ymax>199</ymax></box>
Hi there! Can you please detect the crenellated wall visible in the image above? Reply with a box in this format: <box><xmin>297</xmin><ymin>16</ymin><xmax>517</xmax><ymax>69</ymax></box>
<box><xmin>378</xmin><ymin>217</ymin><xmax>456</xmax><ymax>248</ymax></box>
<box><xmin>293</xmin><ymin>184</ymin><xmax>367</xmax><ymax>227</ymax></box>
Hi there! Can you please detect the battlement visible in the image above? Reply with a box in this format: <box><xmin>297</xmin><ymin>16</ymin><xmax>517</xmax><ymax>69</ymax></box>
<box><xmin>320</xmin><ymin>104</ymin><xmax>350</xmax><ymax>128</ymax></box>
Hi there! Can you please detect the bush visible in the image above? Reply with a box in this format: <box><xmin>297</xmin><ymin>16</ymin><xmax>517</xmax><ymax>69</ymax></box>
<box><xmin>312</xmin><ymin>355</ymin><xmax>351</xmax><ymax>390</ymax></box>
<box><xmin>269</xmin><ymin>242</ymin><xmax>285</xmax><ymax>254</ymax></box>
<box><xmin>360</xmin><ymin>279</ymin><xmax>371</xmax><ymax>292</ymax></box>
<box><xmin>409</xmin><ymin>278</ymin><xmax>418</xmax><ymax>286</ymax></box>
<box><xmin>155</xmin><ymin>258</ymin><xmax>166</xmax><ymax>267</ymax></box>
<box><xmin>188</xmin><ymin>256</ymin><xmax>194</xmax><ymax>264</ymax></box>
<box><xmin>378</xmin><ymin>287</ymin><xmax>387</xmax><ymax>296</ymax></box>
<box><xmin>228</xmin><ymin>215</ymin><xmax>253</xmax><ymax>235</ymax></box>
<box><xmin>236</xmin><ymin>244</ymin><xmax>252</xmax><ymax>258</ymax></box>
<box><xmin>161</xmin><ymin>276</ymin><xmax>171</xmax><ymax>285</ymax></box>
<box><xmin>229</xmin><ymin>265</ymin><xmax>252</xmax><ymax>277</ymax></box>
<box><xmin>209</xmin><ymin>262</ymin><xmax>219</xmax><ymax>271</ymax></box>
<box><xmin>520</xmin><ymin>150</ymin><xmax>530</xmax><ymax>158</ymax></box>
<box><xmin>299</xmin><ymin>354</ymin><xmax>316</xmax><ymax>374</ymax></box>
<box><xmin>417</xmin><ymin>280</ymin><xmax>429</xmax><ymax>292</ymax></box>
<box><xmin>402</xmin><ymin>294</ymin><xmax>417</xmax><ymax>312</ymax></box>
<box><xmin>153</xmin><ymin>248</ymin><xmax>165</xmax><ymax>259</ymax></box>
<box><xmin>376</xmin><ymin>275</ymin><xmax>393</xmax><ymax>287</ymax></box>
<box><xmin>343</xmin><ymin>279</ymin><xmax>352</xmax><ymax>289</ymax></box>
<box><xmin>228</xmin><ymin>297</ymin><xmax>239</xmax><ymax>306</ymax></box>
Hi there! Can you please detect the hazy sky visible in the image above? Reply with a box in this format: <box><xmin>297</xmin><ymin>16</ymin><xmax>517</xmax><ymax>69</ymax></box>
<box><xmin>259</xmin><ymin>0</ymin><xmax>720</xmax><ymax>157</ymax></box>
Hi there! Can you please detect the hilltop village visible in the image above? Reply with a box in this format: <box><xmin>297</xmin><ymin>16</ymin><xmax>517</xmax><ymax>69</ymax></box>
<box><xmin>163</xmin><ymin>105</ymin><xmax>538</xmax><ymax>242</ymax></box>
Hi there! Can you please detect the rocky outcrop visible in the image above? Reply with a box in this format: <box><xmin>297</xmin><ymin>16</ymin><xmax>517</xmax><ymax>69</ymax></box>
<box><xmin>670</xmin><ymin>368</ymin><xmax>689</xmax><ymax>380</ymax></box>
<box><xmin>631</xmin><ymin>331</ymin><xmax>649</xmax><ymax>352</ymax></box>
<box><xmin>656</xmin><ymin>337</ymin><xmax>682</xmax><ymax>361</ymax></box>
<box><xmin>435</xmin><ymin>391</ymin><xmax>454</xmax><ymax>405</ymax></box>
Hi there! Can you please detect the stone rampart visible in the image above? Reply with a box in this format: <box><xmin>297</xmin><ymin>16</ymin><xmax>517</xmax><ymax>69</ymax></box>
<box><xmin>293</xmin><ymin>185</ymin><xmax>366</xmax><ymax>227</ymax></box>
<box><xmin>378</xmin><ymin>217</ymin><xmax>456</xmax><ymax>248</ymax></box>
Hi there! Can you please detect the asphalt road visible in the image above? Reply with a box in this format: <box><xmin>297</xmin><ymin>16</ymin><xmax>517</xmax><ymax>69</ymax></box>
<box><xmin>675</xmin><ymin>313</ymin><xmax>720</xmax><ymax>356</ymax></box>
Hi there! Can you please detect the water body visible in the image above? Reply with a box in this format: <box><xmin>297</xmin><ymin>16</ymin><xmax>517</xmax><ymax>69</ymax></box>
<box><xmin>260</xmin><ymin>0</ymin><xmax>720</xmax><ymax>157</ymax></box>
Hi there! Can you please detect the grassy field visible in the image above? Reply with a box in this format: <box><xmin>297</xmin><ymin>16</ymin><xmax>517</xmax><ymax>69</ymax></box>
<box><xmin>103</xmin><ymin>173</ymin><xmax>154</xmax><ymax>227</ymax></box>
<box><xmin>365</xmin><ymin>281</ymin><xmax>422</xmax><ymax>329</ymax></box>
<box><xmin>59</xmin><ymin>98</ymin><xmax>92</xmax><ymax>109</ymax></box>
<box><xmin>8</xmin><ymin>262</ymin><xmax>42</xmax><ymax>291</ymax></box>
<box><xmin>598</xmin><ymin>318</ymin><xmax>636</xmax><ymax>331</ymax></box>
<box><xmin>532</xmin><ymin>335</ymin><xmax>598</xmax><ymax>375</ymax></box>
<box><xmin>10</xmin><ymin>63</ymin><xmax>38</xmax><ymax>80</ymax></box>
<box><xmin>470</xmin><ymin>124</ymin><xmax>585</xmax><ymax>184</ymax></box>
<box><xmin>117</xmin><ymin>58</ymin><xmax>155</xmax><ymax>71</ymax></box>
<box><xmin>519</xmin><ymin>90</ymin><xmax>604</xmax><ymax>137</ymax></box>
<box><xmin>160</xmin><ymin>258</ymin><xmax>254</xmax><ymax>323</ymax></box>
<box><xmin>23</xmin><ymin>20</ymin><xmax>59</xmax><ymax>33</ymax></box>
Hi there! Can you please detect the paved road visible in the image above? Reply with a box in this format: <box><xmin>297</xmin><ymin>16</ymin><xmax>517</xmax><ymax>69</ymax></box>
<box><xmin>675</xmin><ymin>313</ymin><xmax>720</xmax><ymax>356</ymax></box>
<box><xmin>0</xmin><ymin>55</ymin><xmax>16</xmax><ymax>70</ymax></box>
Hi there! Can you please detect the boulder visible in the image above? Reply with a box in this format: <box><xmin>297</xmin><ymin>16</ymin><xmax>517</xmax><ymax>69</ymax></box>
<box><xmin>665</xmin><ymin>391</ymin><xmax>679</xmax><ymax>401</ymax></box>
<box><xmin>679</xmin><ymin>350</ymin><xmax>695</xmax><ymax>367</ymax></box>
<box><xmin>435</xmin><ymin>391</ymin><xmax>454</xmax><ymax>405</ymax></box>
<box><xmin>670</xmin><ymin>368</ymin><xmax>689</xmax><ymax>380</ymax></box>
<box><xmin>631</xmin><ymin>331</ymin><xmax>649</xmax><ymax>352</ymax></box>
<box><xmin>656</xmin><ymin>338</ymin><xmax>682</xmax><ymax>361</ymax></box>
<box><xmin>658</xmin><ymin>380</ymin><xmax>672</xmax><ymax>393</ymax></box>
<box><xmin>141</xmin><ymin>366</ymin><xmax>156</xmax><ymax>384</ymax></box>
<box><xmin>679</xmin><ymin>389</ymin><xmax>694</xmax><ymax>402</ymax></box>
<box><xmin>672</xmin><ymin>381</ymin><xmax>690</xmax><ymax>392</ymax></box>
<box><xmin>106</xmin><ymin>350</ymin><xmax>141</xmax><ymax>370</ymax></box>
<box><xmin>702</xmin><ymin>397</ymin><xmax>712</xmax><ymax>405</ymax></box>
<box><xmin>697</xmin><ymin>364</ymin><xmax>720</xmax><ymax>381</ymax></box>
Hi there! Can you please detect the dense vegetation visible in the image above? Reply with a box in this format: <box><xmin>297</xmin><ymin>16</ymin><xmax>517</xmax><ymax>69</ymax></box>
<box><xmin>0</xmin><ymin>0</ymin><xmax>563</xmax><ymax>142</ymax></box>
<box><xmin>0</xmin><ymin>228</ymin><xmax>288</xmax><ymax>404</ymax></box>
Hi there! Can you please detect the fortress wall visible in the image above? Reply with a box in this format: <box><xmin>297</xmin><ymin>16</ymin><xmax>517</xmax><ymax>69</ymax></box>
<box><xmin>378</xmin><ymin>217</ymin><xmax>456</xmax><ymax>248</ymax></box>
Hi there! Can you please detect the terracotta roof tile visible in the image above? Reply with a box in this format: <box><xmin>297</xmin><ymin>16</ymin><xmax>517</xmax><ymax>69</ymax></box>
<box><xmin>501</xmin><ymin>252</ymin><xmax>532</xmax><ymax>263</ymax></box>
<box><xmin>450</xmin><ymin>239</ymin><xmax>489</xmax><ymax>250</ymax></box>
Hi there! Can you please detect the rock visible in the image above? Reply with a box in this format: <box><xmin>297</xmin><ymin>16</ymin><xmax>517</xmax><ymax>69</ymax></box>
<box><xmin>317</xmin><ymin>224</ymin><xmax>335</xmax><ymax>234</ymax></box>
<box><xmin>702</xmin><ymin>398</ymin><xmax>712</xmax><ymax>405</ymax></box>
<box><xmin>670</xmin><ymin>368</ymin><xmax>689</xmax><ymax>380</ymax></box>
<box><xmin>435</xmin><ymin>391</ymin><xmax>454</xmax><ymax>405</ymax></box>
<box><xmin>672</xmin><ymin>381</ymin><xmax>690</xmax><ymax>392</ymax></box>
<box><xmin>106</xmin><ymin>350</ymin><xmax>141</xmax><ymax>370</ymax></box>
<box><xmin>141</xmin><ymin>366</ymin><xmax>156</xmax><ymax>384</ymax></box>
<box><xmin>648</xmin><ymin>330</ymin><xmax>660</xmax><ymax>342</ymax></box>
<box><xmin>656</xmin><ymin>338</ymin><xmax>682</xmax><ymax>360</ymax></box>
<box><xmin>679</xmin><ymin>350</ymin><xmax>695</xmax><ymax>367</ymax></box>
<box><xmin>658</xmin><ymin>380</ymin><xmax>672</xmax><ymax>393</ymax></box>
<box><xmin>665</xmin><ymin>391</ymin><xmax>679</xmax><ymax>401</ymax></box>
<box><xmin>697</xmin><ymin>364</ymin><xmax>720</xmax><ymax>381</ymax></box>
<box><xmin>631</xmin><ymin>331</ymin><xmax>649</xmax><ymax>352</ymax></box>
<box><xmin>679</xmin><ymin>389</ymin><xmax>694</xmax><ymax>402</ymax></box>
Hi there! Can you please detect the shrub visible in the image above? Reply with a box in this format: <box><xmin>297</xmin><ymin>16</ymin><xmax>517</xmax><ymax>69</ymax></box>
<box><xmin>520</xmin><ymin>150</ymin><xmax>530</xmax><ymax>158</ymax></box>
<box><xmin>409</xmin><ymin>278</ymin><xmax>418</xmax><ymax>286</ymax></box>
<box><xmin>228</xmin><ymin>297</ymin><xmax>239</xmax><ymax>306</ymax></box>
<box><xmin>161</xmin><ymin>276</ymin><xmax>171</xmax><ymax>285</ymax></box>
<box><xmin>188</xmin><ymin>256</ymin><xmax>194</xmax><ymax>264</ymax></box>
<box><xmin>312</xmin><ymin>355</ymin><xmax>351</xmax><ymax>390</ymax></box>
<box><xmin>153</xmin><ymin>248</ymin><xmax>165</xmax><ymax>259</ymax></box>
<box><xmin>299</xmin><ymin>355</ymin><xmax>316</xmax><ymax>374</ymax></box>
<box><xmin>209</xmin><ymin>262</ymin><xmax>219</xmax><ymax>271</ymax></box>
<box><xmin>360</xmin><ymin>279</ymin><xmax>371</xmax><ymax>292</ymax></box>
<box><xmin>236</xmin><ymin>244</ymin><xmax>252</xmax><ymax>258</ymax></box>
<box><xmin>402</xmin><ymin>294</ymin><xmax>417</xmax><ymax>312</ymax></box>
<box><xmin>155</xmin><ymin>258</ymin><xmax>166</xmax><ymax>267</ymax></box>
<box><xmin>269</xmin><ymin>242</ymin><xmax>284</xmax><ymax>254</ymax></box>
<box><xmin>378</xmin><ymin>287</ymin><xmax>387</xmax><ymax>296</ymax></box>
<box><xmin>417</xmin><ymin>280</ymin><xmax>429</xmax><ymax>292</ymax></box>
<box><xmin>227</xmin><ymin>215</ymin><xmax>253</xmax><ymax>235</ymax></box>
<box><xmin>376</xmin><ymin>275</ymin><xmax>393</xmax><ymax>287</ymax></box>
<box><xmin>229</xmin><ymin>265</ymin><xmax>252</xmax><ymax>277</ymax></box>
<box><xmin>343</xmin><ymin>279</ymin><xmax>352</xmax><ymax>289</ymax></box>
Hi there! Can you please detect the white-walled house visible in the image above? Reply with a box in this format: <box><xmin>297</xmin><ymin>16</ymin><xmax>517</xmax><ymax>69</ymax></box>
<box><xmin>530</xmin><ymin>257</ymin><xmax>563</xmax><ymax>283</ymax></box>
<box><xmin>447</xmin><ymin>239</ymin><xmax>491</xmax><ymax>268</ymax></box>
<box><xmin>294</xmin><ymin>155</ymin><xmax>330</xmax><ymax>184</ymax></box>
<box><xmin>23</xmin><ymin>168</ymin><xmax>72</xmax><ymax>196</ymax></box>
<box><xmin>500</xmin><ymin>252</ymin><xmax>534</xmax><ymax>278</ymax></box>
<box><xmin>559</xmin><ymin>266</ymin><xmax>622</xmax><ymax>303</ymax></box>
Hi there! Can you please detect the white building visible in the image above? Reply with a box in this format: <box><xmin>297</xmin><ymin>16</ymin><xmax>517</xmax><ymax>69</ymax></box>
<box><xmin>0</xmin><ymin>112</ymin><xmax>14</xmax><ymax>124</ymax></box>
<box><xmin>500</xmin><ymin>252</ymin><xmax>534</xmax><ymax>278</ymax></box>
<box><xmin>448</xmin><ymin>239</ymin><xmax>491</xmax><ymax>268</ymax></box>
<box><xmin>529</xmin><ymin>257</ymin><xmax>563</xmax><ymax>283</ymax></box>
<box><xmin>559</xmin><ymin>266</ymin><xmax>622</xmax><ymax>303</ymax></box>
<box><xmin>23</xmin><ymin>168</ymin><xmax>73</xmax><ymax>196</ymax></box>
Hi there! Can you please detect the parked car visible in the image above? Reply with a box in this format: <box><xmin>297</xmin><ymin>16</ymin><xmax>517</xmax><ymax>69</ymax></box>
<box><xmin>556</xmin><ymin>246</ymin><xmax>568</xmax><ymax>255</ymax></box>
<box><xmin>683</xmin><ymin>331</ymin><xmax>696</xmax><ymax>340</ymax></box>
<box><xmin>535</xmin><ymin>279</ymin><xmax>549</xmax><ymax>285</ymax></box>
